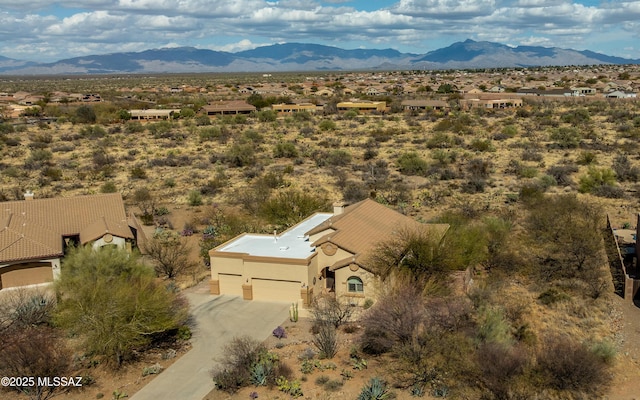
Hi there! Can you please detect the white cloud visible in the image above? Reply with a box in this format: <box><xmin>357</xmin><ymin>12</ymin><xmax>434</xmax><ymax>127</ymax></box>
<box><xmin>0</xmin><ymin>0</ymin><xmax>638</xmax><ymax>62</ymax></box>
<box><xmin>212</xmin><ymin>39</ymin><xmax>272</xmax><ymax>52</ymax></box>
<box><xmin>393</xmin><ymin>0</ymin><xmax>497</xmax><ymax>18</ymax></box>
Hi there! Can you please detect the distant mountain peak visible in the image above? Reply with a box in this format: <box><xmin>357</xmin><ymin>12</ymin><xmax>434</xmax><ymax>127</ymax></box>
<box><xmin>0</xmin><ymin>40</ymin><xmax>637</xmax><ymax>75</ymax></box>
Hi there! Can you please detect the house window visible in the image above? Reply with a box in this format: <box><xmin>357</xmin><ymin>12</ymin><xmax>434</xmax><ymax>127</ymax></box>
<box><xmin>347</xmin><ymin>276</ymin><xmax>364</xmax><ymax>293</ymax></box>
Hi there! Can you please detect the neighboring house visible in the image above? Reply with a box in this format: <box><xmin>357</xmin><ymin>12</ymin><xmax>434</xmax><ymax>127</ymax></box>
<box><xmin>0</xmin><ymin>193</ymin><xmax>144</xmax><ymax>290</ymax></box>
<box><xmin>571</xmin><ymin>87</ymin><xmax>597</xmax><ymax>96</ymax></box>
<box><xmin>209</xmin><ymin>199</ymin><xmax>448</xmax><ymax>306</ymax></box>
<box><xmin>605</xmin><ymin>90</ymin><xmax>637</xmax><ymax>99</ymax></box>
<box><xmin>460</xmin><ymin>94</ymin><xmax>523</xmax><ymax>110</ymax></box>
<box><xmin>401</xmin><ymin>100</ymin><xmax>449</xmax><ymax>112</ymax></box>
<box><xmin>129</xmin><ymin>109</ymin><xmax>179</xmax><ymax>120</ymax></box>
<box><xmin>516</xmin><ymin>88</ymin><xmax>580</xmax><ymax>97</ymax></box>
<box><xmin>336</xmin><ymin>101</ymin><xmax>386</xmax><ymax>114</ymax></box>
<box><xmin>272</xmin><ymin>103</ymin><xmax>322</xmax><ymax>115</ymax></box>
<box><xmin>202</xmin><ymin>101</ymin><xmax>256</xmax><ymax>116</ymax></box>
<box><xmin>313</xmin><ymin>88</ymin><xmax>334</xmax><ymax>96</ymax></box>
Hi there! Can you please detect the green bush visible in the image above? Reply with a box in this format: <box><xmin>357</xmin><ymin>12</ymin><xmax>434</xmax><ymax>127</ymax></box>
<box><xmin>578</xmin><ymin>167</ymin><xmax>617</xmax><ymax>194</ymax></box>
<box><xmin>549</xmin><ymin>127</ymin><xmax>581</xmax><ymax>148</ymax></box>
<box><xmin>318</xmin><ymin>119</ymin><xmax>337</xmax><ymax>131</ymax></box>
<box><xmin>273</xmin><ymin>142</ymin><xmax>299</xmax><ymax>158</ymax></box>
<box><xmin>326</xmin><ymin>149</ymin><xmax>352</xmax><ymax>167</ymax></box>
<box><xmin>397</xmin><ymin>152</ymin><xmax>429</xmax><ymax>176</ymax></box>
<box><xmin>54</xmin><ymin>246</ymin><xmax>188</xmax><ymax>366</ymax></box>
<box><xmin>187</xmin><ymin>190</ymin><xmax>203</xmax><ymax>206</ymax></box>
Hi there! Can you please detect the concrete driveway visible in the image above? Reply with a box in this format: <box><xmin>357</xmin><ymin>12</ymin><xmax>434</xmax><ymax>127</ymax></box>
<box><xmin>130</xmin><ymin>289</ymin><xmax>290</xmax><ymax>400</ymax></box>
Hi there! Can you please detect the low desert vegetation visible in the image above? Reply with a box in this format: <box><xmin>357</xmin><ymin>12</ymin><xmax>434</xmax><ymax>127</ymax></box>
<box><xmin>2</xmin><ymin>68</ymin><xmax>638</xmax><ymax>398</ymax></box>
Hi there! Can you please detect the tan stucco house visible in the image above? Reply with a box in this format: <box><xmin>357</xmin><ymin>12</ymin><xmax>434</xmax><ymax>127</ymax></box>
<box><xmin>209</xmin><ymin>199</ymin><xmax>447</xmax><ymax>306</ymax></box>
<box><xmin>0</xmin><ymin>193</ymin><xmax>144</xmax><ymax>290</ymax></box>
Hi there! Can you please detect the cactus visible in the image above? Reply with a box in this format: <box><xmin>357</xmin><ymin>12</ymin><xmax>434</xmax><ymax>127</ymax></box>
<box><xmin>289</xmin><ymin>302</ymin><xmax>299</xmax><ymax>322</ymax></box>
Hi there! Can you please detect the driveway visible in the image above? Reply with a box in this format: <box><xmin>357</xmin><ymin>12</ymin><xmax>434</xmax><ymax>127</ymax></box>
<box><xmin>130</xmin><ymin>288</ymin><xmax>290</xmax><ymax>400</ymax></box>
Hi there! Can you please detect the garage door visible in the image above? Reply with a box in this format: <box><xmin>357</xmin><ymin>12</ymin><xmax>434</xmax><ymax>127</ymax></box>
<box><xmin>218</xmin><ymin>274</ymin><xmax>244</xmax><ymax>297</ymax></box>
<box><xmin>0</xmin><ymin>262</ymin><xmax>53</xmax><ymax>289</ymax></box>
<box><xmin>252</xmin><ymin>279</ymin><xmax>301</xmax><ymax>302</ymax></box>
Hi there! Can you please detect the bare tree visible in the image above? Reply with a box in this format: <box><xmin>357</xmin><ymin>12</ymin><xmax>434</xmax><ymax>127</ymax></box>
<box><xmin>310</xmin><ymin>294</ymin><xmax>354</xmax><ymax>329</ymax></box>
<box><xmin>143</xmin><ymin>230</ymin><xmax>197</xmax><ymax>279</ymax></box>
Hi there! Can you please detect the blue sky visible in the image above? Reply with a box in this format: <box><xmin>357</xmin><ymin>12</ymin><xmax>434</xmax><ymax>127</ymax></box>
<box><xmin>0</xmin><ymin>0</ymin><xmax>638</xmax><ymax>62</ymax></box>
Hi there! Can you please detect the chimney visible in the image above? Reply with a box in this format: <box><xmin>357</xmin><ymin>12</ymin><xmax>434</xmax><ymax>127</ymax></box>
<box><xmin>333</xmin><ymin>201</ymin><xmax>347</xmax><ymax>215</ymax></box>
<box><xmin>24</xmin><ymin>190</ymin><xmax>34</xmax><ymax>201</ymax></box>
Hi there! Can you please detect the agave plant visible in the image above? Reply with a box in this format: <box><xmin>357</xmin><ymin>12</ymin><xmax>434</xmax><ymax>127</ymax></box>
<box><xmin>357</xmin><ymin>377</ymin><xmax>391</xmax><ymax>400</ymax></box>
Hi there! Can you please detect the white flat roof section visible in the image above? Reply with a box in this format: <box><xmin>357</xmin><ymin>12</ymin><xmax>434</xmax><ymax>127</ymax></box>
<box><xmin>217</xmin><ymin>213</ymin><xmax>333</xmax><ymax>259</ymax></box>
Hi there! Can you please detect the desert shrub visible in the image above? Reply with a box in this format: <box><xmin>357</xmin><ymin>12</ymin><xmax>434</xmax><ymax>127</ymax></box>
<box><xmin>325</xmin><ymin>149</ymin><xmax>352</xmax><ymax>166</ymax></box>
<box><xmin>143</xmin><ymin>231</ymin><xmax>196</xmax><ymax>279</ymax></box>
<box><xmin>130</xmin><ymin>166</ymin><xmax>147</xmax><ymax>179</ymax></box>
<box><xmin>0</xmin><ymin>122</ymin><xmax>15</xmax><ymax>134</ymax></box>
<box><xmin>467</xmin><ymin>157</ymin><xmax>492</xmax><ymax>179</ymax></box>
<box><xmin>187</xmin><ymin>190</ymin><xmax>203</xmax><ymax>206</ymax></box>
<box><xmin>546</xmin><ymin>164</ymin><xmax>578</xmax><ymax>186</ymax></box>
<box><xmin>476</xmin><ymin>307</ymin><xmax>513</xmax><ymax>346</ymax></box>
<box><xmin>318</xmin><ymin>119</ymin><xmax>337</xmax><ymax>131</ymax></box>
<box><xmin>426</xmin><ymin>132</ymin><xmax>453</xmax><ymax>148</ymax></box>
<box><xmin>257</xmin><ymin>110</ymin><xmax>277</xmax><ymax>122</ymax></box>
<box><xmin>25</xmin><ymin>148</ymin><xmax>53</xmax><ymax>170</ymax></box>
<box><xmin>549</xmin><ymin>127</ymin><xmax>581</xmax><ymax>148</ymax></box>
<box><xmin>591</xmin><ymin>184</ymin><xmax>625</xmax><ymax>198</ymax></box>
<box><xmin>276</xmin><ymin>377</ymin><xmax>303</xmax><ymax>397</ymax></box>
<box><xmin>576</xmin><ymin>151</ymin><xmax>597</xmax><ymax>165</ymax></box>
<box><xmin>312</xmin><ymin>323</ymin><xmax>338</xmax><ymax>359</ymax></box>
<box><xmin>537</xmin><ymin>288</ymin><xmax>571</xmax><ymax>306</ymax></box>
<box><xmin>80</xmin><ymin>125</ymin><xmax>107</xmax><ymax>138</ymax></box>
<box><xmin>0</xmin><ymin>326</ymin><xmax>71</xmax><ymax>400</ymax></box>
<box><xmin>199</xmin><ymin>126</ymin><xmax>230</xmax><ymax>143</ymax></box>
<box><xmin>476</xmin><ymin>342</ymin><xmax>530</xmax><ymax>399</ymax></box>
<box><xmin>124</xmin><ymin>121</ymin><xmax>144</xmax><ymax>133</ymax></box>
<box><xmin>360</xmin><ymin>284</ymin><xmax>425</xmax><ymax>354</ymax></box>
<box><xmin>42</xmin><ymin>166</ymin><xmax>63</xmax><ymax>181</ymax></box>
<box><xmin>397</xmin><ymin>152</ymin><xmax>429</xmax><ymax>176</ymax></box>
<box><xmin>342</xmin><ymin>181</ymin><xmax>369</xmax><ymax>203</ymax></box>
<box><xmin>0</xmin><ymin>289</ymin><xmax>56</xmax><ymax>333</ymax></box>
<box><xmin>521</xmin><ymin>148</ymin><xmax>543</xmax><ymax>162</ymax></box>
<box><xmin>469</xmin><ymin>138</ymin><xmax>495</xmax><ymax>152</ymax></box>
<box><xmin>310</xmin><ymin>295</ymin><xmax>354</xmax><ymax>329</ymax></box>
<box><xmin>612</xmin><ymin>154</ymin><xmax>640</xmax><ymax>182</ymax></box>
<box><xmin>259</xmin><ymin>188</ymin><xmax>330</xmax><ymax>226</ymax></box>
<box><xmin>500</xmin><ymin>124</ymin><xmax>518</xmax><ymax>138</ymax></box>
<box><xmin>54</xmin><ymin>246</ymin><xmax>189</xmax><ymax>366</ymax></box>
<box><xmin>536</xmin><ymin>335</ymin><xmax>610</xmax><ymax>392</ymax></box>
<box><xmin>75</xmin><ymin>105</ymin><xmax>97</xmax><ymax>123</ymax></box>
<box><xmin>561</xmin><ymin>108</ymin><xmax>590</xmax><ymax>125</ymax></box>
<box><xmin>273</xmin><ymin>141</ymin><xmax>299</xmax><ymax>158</ymax></box>
<box><xmin>578</xmin><ymin>167</ymin><xmax>617</xmax><ymax>194</ymax></box>
<box><xmin>226</xmin><ymin>143</ymin><xmax>256</xmax><ymax>167</ymax></box>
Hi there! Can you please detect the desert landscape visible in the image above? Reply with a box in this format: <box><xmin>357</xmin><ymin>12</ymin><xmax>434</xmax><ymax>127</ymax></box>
<box><xmin>2</xmin><ymin>65</ymin><xmax>640</xmax><ymax>399</ymax></box>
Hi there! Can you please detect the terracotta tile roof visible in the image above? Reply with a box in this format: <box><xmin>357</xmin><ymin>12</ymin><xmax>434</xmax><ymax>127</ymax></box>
<box><xmin>202</xmin><ymin>101</ymin><xmax>256</xmax><ymax>113</ymax></box>
<box><xmin>0</xmin><ymin>193</ymin><xmax>132</xmax><ymax>263</ymax></box>
<box><xmin>307</xmin><ymin>199</ymin><xmax>448</xmax><ymax>270</ymax></box>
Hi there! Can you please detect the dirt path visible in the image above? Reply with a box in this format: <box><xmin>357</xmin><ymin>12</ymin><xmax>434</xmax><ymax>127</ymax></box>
<box><xmin>607</xmin><ymin>296</ymin><xmax>640</xmax><ymax>400</ymax></box>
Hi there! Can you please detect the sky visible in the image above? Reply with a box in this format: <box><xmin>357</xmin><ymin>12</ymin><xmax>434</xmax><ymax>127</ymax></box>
<box><xmin>0</xmin><ymin>0</ymin><xmax>639</xmax><ymax>63</ymax></box>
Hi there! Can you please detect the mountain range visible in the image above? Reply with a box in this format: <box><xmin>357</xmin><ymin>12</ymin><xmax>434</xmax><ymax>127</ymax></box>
<box><xmin>1</xmin><ymin>39</ymin><xmax>638</xmax><ymax>75</ymax></box>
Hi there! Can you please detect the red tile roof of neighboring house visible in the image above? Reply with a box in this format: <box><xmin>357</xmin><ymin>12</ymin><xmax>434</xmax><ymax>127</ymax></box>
<box><xmin>0</xmin><ymin>193</ymin><xmax>133</xmax><ymax>263</ymax></box>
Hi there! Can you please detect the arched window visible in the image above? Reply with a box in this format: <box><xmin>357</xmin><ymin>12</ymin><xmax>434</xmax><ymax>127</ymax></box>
<box><xmin>347</xmin><ymin>276</ymin><xmax>363</xmax><ymax>293</ymax></box>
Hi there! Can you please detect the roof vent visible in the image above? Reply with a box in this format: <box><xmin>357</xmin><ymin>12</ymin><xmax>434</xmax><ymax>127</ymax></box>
<box><xmin>24</xmin><ymin>190</ymin><xmax>34</xmax><ymax>201</ymax></box>
<box><xmin>279</xmin><ymin>246</ymin><xmax>290</xmax><ymax>251</ymax></box>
